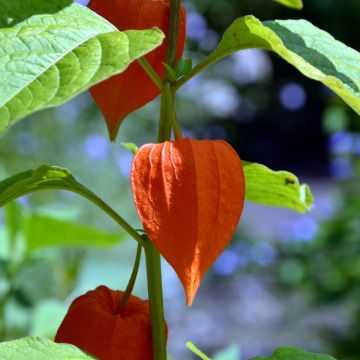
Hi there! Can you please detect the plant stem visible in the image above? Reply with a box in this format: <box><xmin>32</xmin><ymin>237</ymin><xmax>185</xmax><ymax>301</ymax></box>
<box><xmin>165</xmin><ymin>0</ymin><xmax>181</xmax><ymax>80</ymax></box>
<box><xmin>3</xmin><ymin>184</ymin><xmax>146</xmax><ymax>246</ymax></box>
<box><xmin>145</xmin><ymin>1</ymin><xmax>182</xmax><ymax>358</ymax></box>
<box><xmin>158</xmin><ymin>0</ymin><xmax>181</xmax><ymax>141</ymax></box>
<box><xmin>116</xmin><ymin>242</ymin><xmax>142</xmax><ymax>313</ymax></box>
<box><xmin>158</xmin><ymin>90</ymin><xmax>171</xmax><ymax>142</ymax></box>
<box><xmin>144</xmin><ymin>242</ymin><xmax>167</xmax><ymax>359</ymax></box>
<box><xmin>164</xmin><ymin>83</ymin><xmax>181</xmax><ymax>138</ymax></box>
<box><xmin>73</xmin><ymin>186</ymin><xmax>145</xmax><ymax>246</ymax></box>
<box><xmin>138</xmin><ymin>58</ymin><xmax>163</xmax><ymax>90</ymax></box>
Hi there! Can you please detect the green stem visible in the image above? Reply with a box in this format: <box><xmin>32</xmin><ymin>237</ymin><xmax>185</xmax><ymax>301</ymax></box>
<box><xmin>138</xmin><ymin>58</ymin><xmax>163</xmax><ymax>90</ymax></box>
<box><xmin>144</xmin><ymin>242</ymin><xmax>167</xmax><ymax>359</ymax></box>
<box><xmin>165</xmin><ymin>0</ymin><xmax>181</xmax><ymax>81</ymax></box>
<box><xmin>73</xmin><ymin>185</ymin><xmax>145</xmax><ymax>246</ymax></box>
<box><xmin>157</xmin><ymin>0</ymin><xmax>181</xmax><ymax>141</ymax></box>
<box><xmin>164</xmin><ymin>83</ymin><xmax>181</xmax><ymax>138</ymax></box>
<box><xmin>145</xmin><ymin>1</ymin><xmax>182</xmax><ymax>359</ymax></box>
<box><xmin>2</xmin><ymin>185</ymin><xmax>145</xmax><ymax>246</ymax></box>
<box><xmin>116</xmin><ymin>242</ymin><xmax>142</xmax><ymax>313</ymax></box>
<box><xmin>158</xmin><ymin>90</ymin><xmax>171</xmax><ymax>142</ymax></box>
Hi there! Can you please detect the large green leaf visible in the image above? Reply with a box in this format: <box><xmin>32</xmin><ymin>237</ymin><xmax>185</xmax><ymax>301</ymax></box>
<box><xmin>0</xmin><ymin>337</ymin><xmax>94</xmax><ymax>359</ymax></box>
<box><xmin>24</xmin><ymin>214</ymin><xmax>123</xmax><ymax>250</ymax></box>
<box><xmin>197</xmin><ymin>16</ymin><xmax>360</xmax><ymax>115</ymax></box>
<box><xmin>273</xmin><ymin>0</ymin><xmax>303</xmax><ymax>10</ymax></box>
<box><xmin>243</xmin><ymin>161</ymin><xmax>313</xmax><ymax>213</ymax></box>
<box><xmin>250</xmin><ymin>346</ymin><xmax>337</xmax><ymax>360</ymax></box>
<box><xmin>0</xmin><ymin>0</ymin><xmax>164</xmax><ymax>134</ymax></box>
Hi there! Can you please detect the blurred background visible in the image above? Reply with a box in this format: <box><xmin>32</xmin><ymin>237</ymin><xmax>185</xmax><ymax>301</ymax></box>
<box><xmin>0</xmin><ymin>0</ymin><xmax>359</xmax><ymax>359</ymax></box>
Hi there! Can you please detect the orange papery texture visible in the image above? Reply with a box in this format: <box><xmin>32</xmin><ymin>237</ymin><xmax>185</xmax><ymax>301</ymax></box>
<box><xmin>87</xmin><ymin>0</ymin><xmax>186</xmax><ymax>141</ymax></box>
<box><xmin>131</xmin><ymin>137</ymin><xmax>246</xmax><ymax>305</ymax></box>
<box><xmin>55</xmin><ymin>286</ymin><xmax>165</xmax><ymax>360</ymax></box>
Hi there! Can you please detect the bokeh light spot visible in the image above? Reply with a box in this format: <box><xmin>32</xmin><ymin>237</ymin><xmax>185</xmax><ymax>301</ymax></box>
<box><xmin>279</xmin><ymin>83</ymin><xmax>307</xmax><ymax>111</ymax></box>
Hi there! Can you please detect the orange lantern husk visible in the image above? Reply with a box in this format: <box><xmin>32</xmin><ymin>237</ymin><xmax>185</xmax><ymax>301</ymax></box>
<box><xmin>131</xmin><ymin>136</ymin><xmax>246</xmax><ymax>305</ymax></box>
<box><xmin>88</xmin><ymin>0</ymin><xmax>186</xmax><ymax>141</ymax></box>
<box><xmin>55</xmin><ymin>286</ymin><xmax>166</xmax><ymax>360</ymax></box>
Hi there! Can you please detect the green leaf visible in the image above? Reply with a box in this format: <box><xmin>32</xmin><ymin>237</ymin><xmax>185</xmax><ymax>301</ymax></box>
<box><xmin>273</xmin><ymin>0</ymin><xmax>303</xmax><ymax>10</ymax></box>
<box><xmin>0</xmin><ymin>166</ymin><xmax>83</xmax><ymax>207</ymax></box>
<box><xmin>202</xmin><ymin>16</ymin><xmax>360</xmax><ymax>115</ymax></box>
<box><xmin>243</xmin><ymin>161</ymin><xmax>313</xmax><ymax>213</ymax></box>
<box><xmin>0</xmin><ymin>0</ymin><xmax>164</xmax><ymax>134</ymax></box>
<box><xmin>186</xmin><ymin>342</ymin><xmax>211</xmax><ymax>360</ymax></box>
<box><xmin>0</xmin><ymin>170</ymin><xmax>33</xmax><ymax>195</ymax></box>
<box><xmin>250</xmin><ymin>346</ymin><xmax>337</xmax><ymax>360</ymax></box>
<box><xmin>176</xmin><ymin>58</ymin><xmax>193</xmax><ymax>78</ymax></box>
<box><xmin>0</xmin><ymin>336</ymin><xmax>94</xmax><ymax>359</ymax></box>
<box><xmin>121</xmin><ymin>142</ymin><xmax>139</xmax><ymax>155</ymax></box>
<box><xmin>24</xmin><ymin>214</ymin><xmax>123</xmax><ymax>251</ymax></box>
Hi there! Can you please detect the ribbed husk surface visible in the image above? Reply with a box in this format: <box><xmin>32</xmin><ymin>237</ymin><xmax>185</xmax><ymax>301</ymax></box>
<box><xmin>131</xmin><ymin>137</ymin><xmax>245</xmax><ymax>305</ymax></box>
<box><xmin>88</xmin><ymin>0</ymin><xmax>186</xmax><ymax>140</ymax></box>
<box><xmin>55</xmin><ymin>286</ymin><xmax>159</xmax><ymax>359</ymax></box>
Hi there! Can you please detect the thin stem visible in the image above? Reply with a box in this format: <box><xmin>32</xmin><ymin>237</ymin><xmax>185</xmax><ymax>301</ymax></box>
<box><xmin>158</xmin><ymin>91</ymin><xmax>171</xmax><ymax>142</ymax></box>
<box><xmin>145</xmin><ymin>1</ymin><xmax>182</xmax><ymax>359</ymax></box>
<box><xmin>138</xmin><ymin>58</ymin><xmax>163</xmax><ymax>90</ymax></box>
<box><xmin>173</xmin><ymin>55</ymin><xmax>216</xmax><ymax>92</ymax></box>
<box><xmin>144</xmin><ymin>242</ymin><xmax>167</xmax><ymax>359</ymax></box>
<box><xmin>116</xmin><ymin>243</ymin><xmax>142</xmax><ymax>313</ymax></box>
<box><xmin>158</xmin><ymin>0</ymin><xmax>181</xmax><ymax>141</ymax></box>
<box><xmin>2</xmin><ymin>185</ymin><xmax>145</xmax><ymax>246</ymax></box>
<box><xmin>165</xmin><ymin>0</ymin><xmax>181</xmax><ymax>80</ymax></box>
<box><xmin>164</xmin><ymin>83</ymin><xmax>181</xmax><ymax>138</ymax></box>
<box><xmin>73</xmin><ymin>186</ymin><xmax>145</xmax><ymax>246</ymax></box>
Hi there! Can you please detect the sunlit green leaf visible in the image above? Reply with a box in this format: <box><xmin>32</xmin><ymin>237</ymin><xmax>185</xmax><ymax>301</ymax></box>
<box><xmin>186</xmin><ymin>342</ymin><xmax>211</xmax><ymax>360</ymax></box>
<box><xmin>250</xmin><ymin>346</ymin><xmax>337</xmax><ymax>360</ymax></box>
<box><xmin>244</xmin><ymin>161</ymin><xmax>313</xmax><ymax>213</ymax></box>
<box><xmin>24</xmin><ymin>214</ymin><xmax>123</xmax><ymax>250</ymax></box>
<box><xmin>201</xmin><ymin>16</ymin><xmax>360</xmax><ymax>115</ymax></box>
<box><xmin>273</xmin><ymin>0</ymin><xmax>303</xmax><ymax>10</ymax></box>
<box><xmin>0</xmin><ymin>0</ymin><xmax>164</xmax><ymax>134</ymax></box>
<box><xmin>0</xmin><ymin>337</ymin><xmax>94</xmax><ymax>359</ymax></box>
